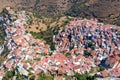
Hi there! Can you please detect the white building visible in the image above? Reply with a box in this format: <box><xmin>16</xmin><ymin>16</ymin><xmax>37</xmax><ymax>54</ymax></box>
<box><xmin>0</xmin><ymin>45</ymin><xmax>4</xmax><ymax>55</ymax></box>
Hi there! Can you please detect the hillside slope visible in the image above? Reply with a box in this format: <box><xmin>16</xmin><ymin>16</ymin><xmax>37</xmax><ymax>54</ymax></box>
<box><xmin>0</xmin><ymin>0</ymin><xmax>71</xmax><ymax>15</ymax></box>
<box><xmin>66</xmin><ymin>0</ymin><xmax>120</xmax><ymax>25</ymax></box>
<box><xmin>0</xmin><ymin>0</ymin><xmax>120</xmax><ymax>25</ymax></box>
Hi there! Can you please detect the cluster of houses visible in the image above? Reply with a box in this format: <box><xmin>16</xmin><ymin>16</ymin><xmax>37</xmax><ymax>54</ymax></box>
<box><xmin>0</xmin><ymin>7</ymin><xmax>120</xmax><ymax>79</ymax></box>
<box><xmin>0</xmin><ymin>7</ymin><xmax>51</xmax><ymax>79</ymax></box>
<box><xmin>53</xmin><ymin>19</ymin><xmax>120</xmax><ymax>77</ymax></box>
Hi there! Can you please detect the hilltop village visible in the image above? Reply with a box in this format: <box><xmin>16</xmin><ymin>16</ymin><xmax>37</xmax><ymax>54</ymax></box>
<box><xmin>0</xmin><ymin>7</ymin><xmax>120</xmax><ymax>80</ymax></box>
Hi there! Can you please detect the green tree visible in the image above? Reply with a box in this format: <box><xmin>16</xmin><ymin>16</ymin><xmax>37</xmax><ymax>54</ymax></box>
<box><xmin>64</xmin><ymin>52</ymin><xmax>71</xmax><ymax>57</ymax></box>
<box><xmin>30</xmin><ymin>26</ymin><xmax>58</xmax><ymax>51</ymax></box>
<box><xmin>98</xmin><ymin>67</ymin><xmax>105</xmax><ymax>72</ymax></box>
<box><xmin>2</xmin><ymin>70</ymin><xmax>15</xmax><ymax>80</ymax></box>
<box><xmin>73</xmin><ymin>73</ymin><xmax>86</xmax><ymax>80</ymax></box>
<box><xmin>84</xmin><ymin>51</ymin><xmax>91</xmax><ymax>57</ymax></box>
<box><xmin>0</xmin><ymin>24</ymin><xmax>6</xmax><ymax>46</ymax></box>
<box><xmin>73</xmin><ymin>73</ymin><xmax>96</xmax><ymax>80</ymax></box>
<box><xmin>38</xmin><ymin>72</ymin><xmax>53</xmax><ymax>80</ymax></box>
<box><xmin>88</xmin><ymin>42</ymin><xmax>93</xmax><ymax>48</ymax></box>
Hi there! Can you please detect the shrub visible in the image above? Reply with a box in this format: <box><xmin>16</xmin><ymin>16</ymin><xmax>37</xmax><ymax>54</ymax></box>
<box><xmin>98</xmin><ymin>67</ymin><xmax>105</xmax><ymax>72</ymax></box>
<box><xmin>88</xmin><ymin>42</ymin><xmax>93</xmax><ymax>47</ymax></box>
<box><xmin>84</xmin><ymin>50</ymin><xmax>91</xmax><ymax>57</ymax></box>
<box><xmin>73</xmin><ymin>73</ymin><xmax>96</xmax><ymax>80</ymax></box>
<box><xmin>38</xmin><ymin>72</ymin><xmax>53</xmax><ymax>80</ymax></box>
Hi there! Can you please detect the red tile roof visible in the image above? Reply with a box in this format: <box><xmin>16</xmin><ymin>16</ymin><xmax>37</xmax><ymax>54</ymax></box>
<box><xmin>101</xmin><ymin>70</ymin><xmax>108</xmax><ymax>77</ymax></box>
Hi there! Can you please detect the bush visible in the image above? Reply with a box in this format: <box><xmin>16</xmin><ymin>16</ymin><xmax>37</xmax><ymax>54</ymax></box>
<box><xmin>84</xmin><ymin>50</ymin><xmax>91</xmax><ymax>57</ymax></box>
<box><xmin>0</xmin><ymin>24</ymin><xmax>6</xmax><ymax>46</ymax></box>
<box><xmin>65</xmin><ymin>1</ymin><xmax>90</xmax><ymax>18</ymax></box>
<box><xmin>73</xmin><ymin>73</ymin><xmax>96</xmax><ymax>80</ymax></box>
<box><xmin>30</xmin><ymin>26</ymin><xmax>59</xmax><ymax>51</ymax></box>
<box><xmin>64</xmin><ymin>52</ymin><xmax>71</xmax><ymax>57</ymax></box>
<box><xmin>98</xmin><ymin>67</ymin><xmax>105</xmax><ymax>72</ymax></box>
<box><xmin>36</xmin><ymin>26</ymin><xmax>39</xmax><ymax>30</ymax></box>
<box><xmin>38</xmin><ymin>72</ymin><xmax>53</xmax><ymax>80</ymax></box>
<box><xmin>0</xmin><ymin>57</ymin><xmax>5</xmax><ymax>65</ymax></box>
<box><xmin>2</xmin><ymin>71</ymin><xmax>15</xmax><ymax>80</ymax></box>
<box><xmin>88</xmin><ymin>42</ymin><xmax>93</xmax><ymax>47</ymax></box>
<box><xmin>29</xmin><ymin>75</ymin><xmax>35</xmax><ymax>80</ymax></box>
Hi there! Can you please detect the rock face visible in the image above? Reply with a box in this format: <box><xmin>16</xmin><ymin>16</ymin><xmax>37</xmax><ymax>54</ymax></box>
<box><xmin>0</xmin><ymin>0</ymin><xmax>120</xmax><ymax>25</ymax></box>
